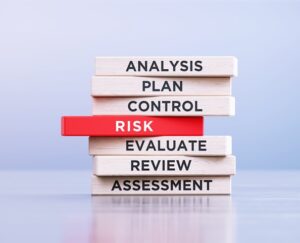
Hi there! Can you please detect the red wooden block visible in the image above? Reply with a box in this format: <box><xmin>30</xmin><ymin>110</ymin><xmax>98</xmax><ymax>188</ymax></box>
<box><xmin>61</xmin><ymin>116</ymin><xmax>204</xmax><ymax>136</ymax></box>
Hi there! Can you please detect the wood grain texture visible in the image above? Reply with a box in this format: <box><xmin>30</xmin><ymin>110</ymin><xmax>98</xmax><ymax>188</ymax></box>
<box><xmin>92</xmin><ymin>96</ymin><xmax>235</xmax><ymax>116</ymax></box>
<box><xmin>89</xmin><ymin>136</ymin><xmax>232</xmax><ymax>156</ymax></box>
<box><xmin>95</xmin><ymin>56</ymin><xmax>238</xmax><ymax>77</ymax></box>
<box><xmin>93</xmin><ymin>155</ymin><xmax>236</xmax><ymax>176</ymax></box>
<box><xmin>91</xmin><ymin>76</ymin><xmax>231</xmax><ymax>96</ymax></box>
<box><xmin>91</xmin><ymin>175</ymin><xmax>231</xmax><ymax>195</ymax></box>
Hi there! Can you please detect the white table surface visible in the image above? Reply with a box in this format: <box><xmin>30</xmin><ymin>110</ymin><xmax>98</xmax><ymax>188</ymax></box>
<box><xmin>0</xmin><ymin>170</ymin><xmax>299</xmax><ymax>243</ymax></box>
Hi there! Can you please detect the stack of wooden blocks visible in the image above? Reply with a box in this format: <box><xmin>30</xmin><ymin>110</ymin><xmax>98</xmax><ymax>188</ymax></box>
<box><xmin>62</xmin><ymin>56</ymin><xmax>238</xmax><ymax>195</ymax></box>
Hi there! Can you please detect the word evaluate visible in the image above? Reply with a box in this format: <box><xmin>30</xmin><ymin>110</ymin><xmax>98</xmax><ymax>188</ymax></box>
<box><xmin>89</xmin><ymin>136</ymin><xmax>231</xmax><ymax>156</ymax></box>
<box><xmin>126</xmin><ymin>139</ymin><xmax>207</xmax><ymax>152</ymax></box>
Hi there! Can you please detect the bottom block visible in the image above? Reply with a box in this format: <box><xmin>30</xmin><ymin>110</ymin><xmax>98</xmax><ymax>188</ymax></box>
<box><xmin>91</xmin><ymin>176</ymin><xmax>231</xmax><ymax>195</ymax></box>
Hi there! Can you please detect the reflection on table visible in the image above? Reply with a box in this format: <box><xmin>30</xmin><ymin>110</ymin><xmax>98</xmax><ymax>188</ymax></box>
<box><xmin>90</xmin><ymin>196</ymin><xmax>235</xmax><ymax>243</ymax></box>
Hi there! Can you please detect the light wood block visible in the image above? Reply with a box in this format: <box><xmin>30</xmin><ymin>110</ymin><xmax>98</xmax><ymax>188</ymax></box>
<box><xmin>95</xmin><ymin>56</ymin><xmax>238</xmax><ymax>77</ymax></box>
<box><xmin>92</xmin><ymin>96</ymin><xmax>235</xmax><ymax>116</ymax></box>
<box><xmin>89</xmin><ymin>136</ymin><xmax>232</xmax><ymax>156</ymax></box>
<box><xmin>93</xmin><ymin>155</ymin><xmax>236</xmax><ymax>176</ymax></box>
<box><xmin>91</xmin><ymin>76</ymin><xmax>231</xmax><ymax>96</ymax></box>
<box><xmin>91</xmin><ymin>175</ymin><xmax>231</xmax><ymax>195</ymax></box>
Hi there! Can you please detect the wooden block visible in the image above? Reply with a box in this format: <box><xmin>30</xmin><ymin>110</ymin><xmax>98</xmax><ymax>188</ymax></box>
<box><xmin>93</xmin><ymin>155</ymin><xmax>236</xmax><ymax>176</ymax></box>
<box><xmin>91</xmin><ymin>175</ymin><xmax>231</xmax><ymax>195</ymax></box>
<box><xmin>95</xmin><ymin>56</ymin><xmax>238</xmax><ymax>77</ymax></box>
<box><xmin>89</xmin><ymin>136</ymin><xmax>232</xmax><ymax>156</ymax></box>
<box><xmin>92</xmin><ymin>96</ymin><xmax>235</xmax><ymax>116</ymax></box>
<box><xmin>61</xmin><ymin>116</ymin><xmax>204</xmax><ymax>136</ymax></box>
<box><xmin>91</xmin><ymin>76</ymin><xmax>231</xmax><ymax>96</ymax></box>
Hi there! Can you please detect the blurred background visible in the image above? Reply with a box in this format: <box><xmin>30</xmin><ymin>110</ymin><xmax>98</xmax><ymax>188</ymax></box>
<box><xmin>0</xmin><ymin>0</ymin><xmax>299</xmax><ymax>170</ymax></box>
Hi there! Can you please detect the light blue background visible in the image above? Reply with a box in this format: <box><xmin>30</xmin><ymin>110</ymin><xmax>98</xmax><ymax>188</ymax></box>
<box><xmin>0</xmin><ymin>0</ymin><xmax>299</xmax><ymax>170</ymax></box>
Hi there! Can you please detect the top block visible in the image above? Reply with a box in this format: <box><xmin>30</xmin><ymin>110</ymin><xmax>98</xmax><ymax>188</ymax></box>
<box><xmin>95</xmin><ymin>56</ymin><xmax>238</xmax><ymax>77</ymax></box>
